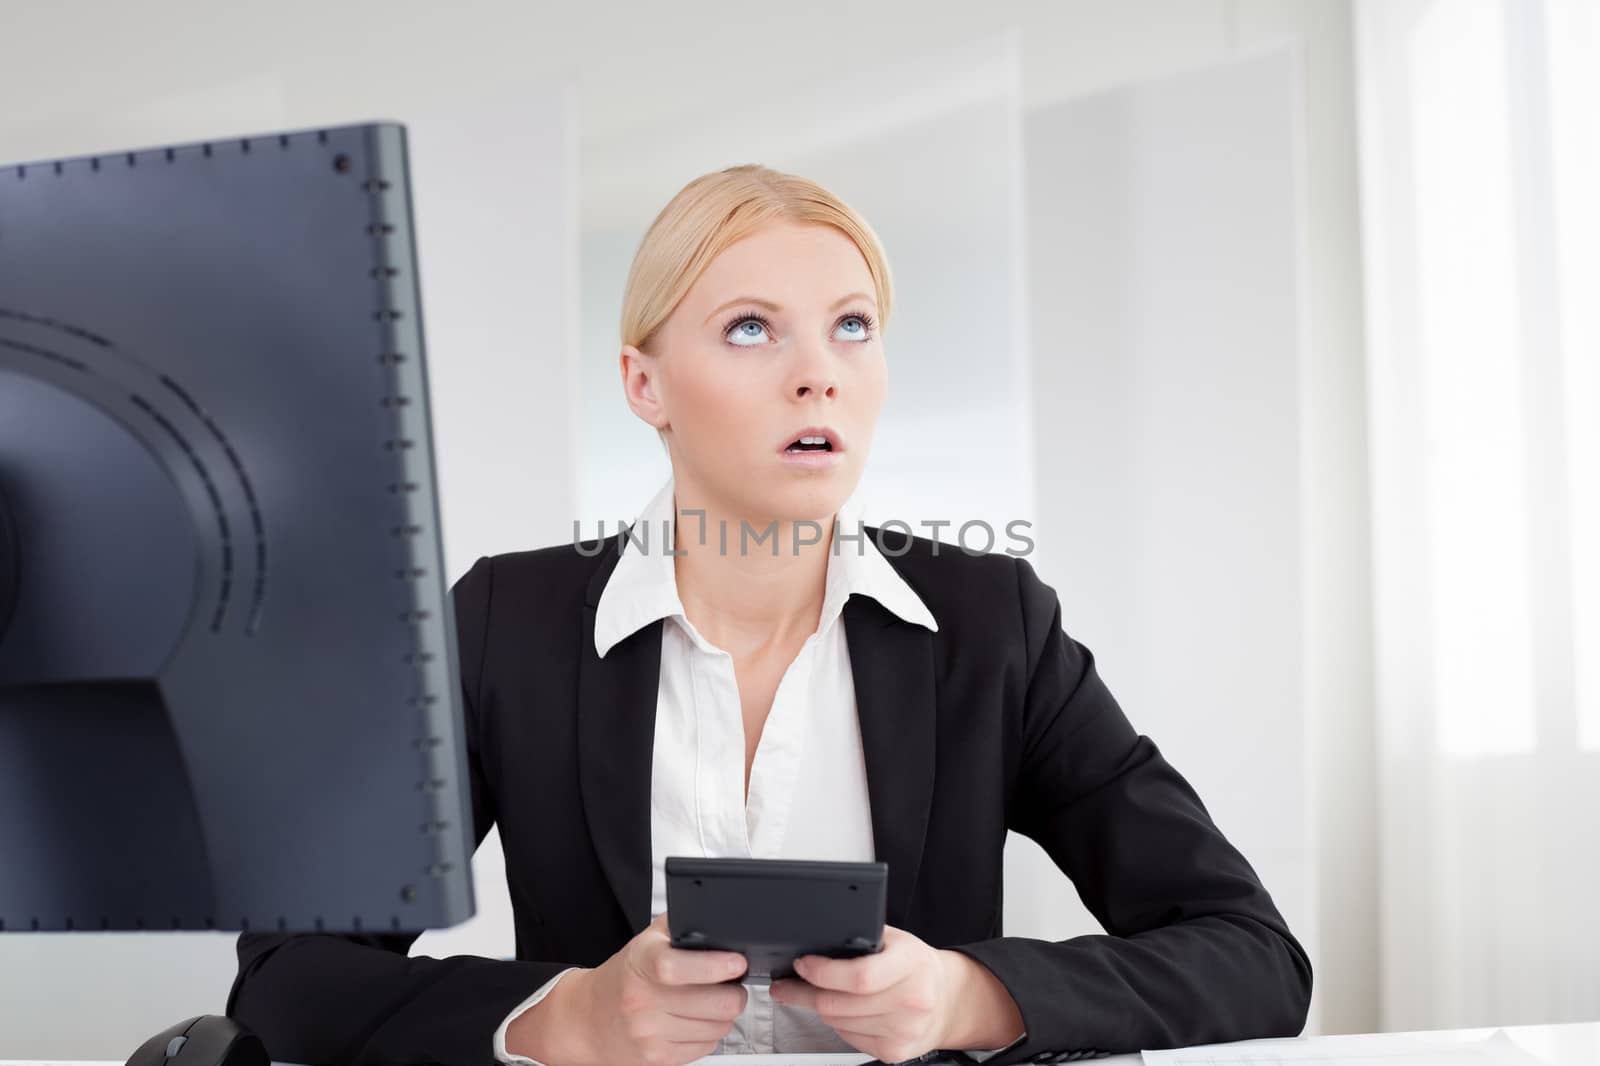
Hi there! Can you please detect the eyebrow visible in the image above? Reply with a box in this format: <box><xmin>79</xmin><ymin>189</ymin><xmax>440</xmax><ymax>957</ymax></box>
<box><xmin>703</xmin><ymin>291</ymin><xmax>876</xmax><ymax>325</ymax></box>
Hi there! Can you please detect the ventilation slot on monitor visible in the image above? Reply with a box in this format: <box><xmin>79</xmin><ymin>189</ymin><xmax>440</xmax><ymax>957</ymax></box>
<box><xmin>0</xmin><ymin>336</ymin><xmax>88</xmax><ymax>373</ymax></box>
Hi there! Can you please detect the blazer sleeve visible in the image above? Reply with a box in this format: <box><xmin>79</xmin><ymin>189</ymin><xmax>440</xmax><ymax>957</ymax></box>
<box><xmin>225</xmin><ymin>555</ymin><xmax>569</xmax><ymax>1066</ymax></box>
<box><xmin>947</xmin><ymin>557</ymin><xmax>1313</xmax><ymax>1062</ymax></box>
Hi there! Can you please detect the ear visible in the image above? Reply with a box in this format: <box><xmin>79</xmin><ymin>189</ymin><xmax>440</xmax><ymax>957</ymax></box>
<box><xmin>620</xmin><ymin>344</ymin><xmax>669</xmax><ymax>431</ymax></box>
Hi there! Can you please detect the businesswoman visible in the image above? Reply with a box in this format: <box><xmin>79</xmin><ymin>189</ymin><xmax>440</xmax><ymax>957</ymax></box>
<box><xmin>228</xmin><ymin>165</ymin><xmax>1311</xmax><ymax>1066</ymax></box>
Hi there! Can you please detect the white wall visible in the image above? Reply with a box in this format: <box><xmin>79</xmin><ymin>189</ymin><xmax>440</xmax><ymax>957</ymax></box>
<box><xmin>1020</xmin><ymin>36</ymin><xmax>1309</xmax><ymax>980</ymax></box>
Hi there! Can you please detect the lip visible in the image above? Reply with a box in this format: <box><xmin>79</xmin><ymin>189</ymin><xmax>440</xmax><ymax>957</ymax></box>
<box><xmin>778</xmin><ymin>448</ymin><xmax>846</xmax><ymax>469</ymax></box>
<box><xmin>776</xmin><ymin>425</ymin><xmax>846</xmax><ymax>455</ymax></box>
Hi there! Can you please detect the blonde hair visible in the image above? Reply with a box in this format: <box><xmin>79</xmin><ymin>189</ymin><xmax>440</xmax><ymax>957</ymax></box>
<box><xmin>619</xmin><ymin>164</ymin><xmax>894</xmax><ymax>450</ymax></box>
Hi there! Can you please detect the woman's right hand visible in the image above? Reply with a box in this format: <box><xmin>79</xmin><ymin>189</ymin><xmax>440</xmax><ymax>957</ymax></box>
<box><xmin>508</xmin><ymin>912</ymin><xmax>749</xmax><ymax>1066</ymax></box>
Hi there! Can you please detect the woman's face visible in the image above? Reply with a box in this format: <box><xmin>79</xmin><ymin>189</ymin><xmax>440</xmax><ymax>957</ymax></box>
<box><xmin>622</xmin><ymin>221</ymin><xmax>888</xmax><ymax>528</ymax></box>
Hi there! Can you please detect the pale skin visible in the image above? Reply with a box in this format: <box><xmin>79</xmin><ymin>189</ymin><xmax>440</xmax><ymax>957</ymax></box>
<box><xmin>507</xmin><ymin>221</ymin><xmax>1024</xmax><ymax>1065</ymax></box>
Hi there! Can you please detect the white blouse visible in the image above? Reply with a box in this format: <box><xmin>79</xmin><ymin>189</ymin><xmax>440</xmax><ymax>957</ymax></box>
<box><xmin>495</xmin><ymin>476</ymin><xmax>939</xmax><ymax>1063</ymax></box>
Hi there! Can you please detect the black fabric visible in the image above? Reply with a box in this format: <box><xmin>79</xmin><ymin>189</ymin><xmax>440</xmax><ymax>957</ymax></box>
<box><xmin>227</xmin><ymin>529</ymin><xmax>1312</xmax><ymax>1065</ymax></box>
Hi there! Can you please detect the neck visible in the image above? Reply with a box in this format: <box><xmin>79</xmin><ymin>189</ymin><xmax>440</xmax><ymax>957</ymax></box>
<box><xmin>666</xmin><ymin>478</ymin><xmax>836</xmax><ymax>657</ymax></box>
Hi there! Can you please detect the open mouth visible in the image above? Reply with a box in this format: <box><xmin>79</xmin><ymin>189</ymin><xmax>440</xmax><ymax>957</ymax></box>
<box><xmin>784</xmin><ymin>435</ymin><xmax>835</xmax><ymax>454</ymax></box>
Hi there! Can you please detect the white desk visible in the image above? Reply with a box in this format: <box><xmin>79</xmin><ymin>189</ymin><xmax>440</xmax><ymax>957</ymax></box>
<box><xmin>5</xmin><ymin>1023</ymin><xmax>1596</xmax><ymax>1066</ymax></box>
<box><xmin>700</xmin><ymin>1024</ymin><xmax>1598</xmax><ymax>1066</ymax></box>
<box><xmin>1107</xmin><ymin>1022</ymin><xmax>1598</xmax><ymax>1065</ymax></box>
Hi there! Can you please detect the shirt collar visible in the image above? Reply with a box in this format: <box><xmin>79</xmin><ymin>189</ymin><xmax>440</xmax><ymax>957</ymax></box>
<box><xmin>593</xmin><ymin>476</ymin><xmax>938</xmax><ymax>659</ymax></box>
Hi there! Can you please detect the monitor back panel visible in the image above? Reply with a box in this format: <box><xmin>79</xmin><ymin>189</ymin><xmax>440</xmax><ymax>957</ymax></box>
<box><xmin>0</xmin><ymin>123</ymin><xmax>476</xmax><ymax>934</ymax></box>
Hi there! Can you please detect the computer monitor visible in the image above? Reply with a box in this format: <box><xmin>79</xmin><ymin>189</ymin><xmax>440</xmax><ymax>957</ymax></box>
<box><xmin>0</xmin><ymin>122</ymin><xmax>477</xmax><ymax>936</ymax></box>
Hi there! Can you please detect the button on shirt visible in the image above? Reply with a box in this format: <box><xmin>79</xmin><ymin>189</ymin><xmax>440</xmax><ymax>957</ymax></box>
<box><xmin>494</xmin><ymin>476</ymin><xmax>940</xmax><ymax>1063</ymax></box>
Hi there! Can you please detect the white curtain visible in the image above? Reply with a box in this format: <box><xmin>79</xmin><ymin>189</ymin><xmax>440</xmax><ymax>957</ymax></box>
<box><xmin>1356</xmin><ymin>0</ymin><xmax>1600</xmax><ymax>1030</ymax></box>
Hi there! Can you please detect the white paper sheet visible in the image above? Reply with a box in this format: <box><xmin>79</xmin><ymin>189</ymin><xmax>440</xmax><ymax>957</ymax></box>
<box><xmin>1141</xmin><ymin>1030</ymin><xmax>1547</xmax><ymax>1066</ymax></box>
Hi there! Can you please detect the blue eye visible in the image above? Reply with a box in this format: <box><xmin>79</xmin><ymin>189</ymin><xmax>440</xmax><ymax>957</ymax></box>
<box><xmin>834</xmin><ymin>314</ymin><xmax>875</xmax><ymax>341</ymax></box>
<box><xmin>725</xmin><ymin>314</ymin><xmax>774</xmax><ymax>347</ymax></box>
<box><xmin>721</xmin><ymin>310</ymin><xmax>878</xmax><ymax>347</ymax></box>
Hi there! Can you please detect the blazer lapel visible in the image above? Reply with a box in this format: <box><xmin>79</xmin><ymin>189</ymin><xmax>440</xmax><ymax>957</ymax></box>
<box><xmin>577</xmin><ymin>537</ymin><xmax>661</xmax><ymax>934</ymax></box>
<box><xmin>843</xmin><ymin>594</ymin><xmax>938</xmax><ymax>930</ymax></box>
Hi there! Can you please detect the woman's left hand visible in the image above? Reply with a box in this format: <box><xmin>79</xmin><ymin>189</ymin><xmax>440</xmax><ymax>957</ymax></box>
<box><xmin>769</xmin><ymin>925</ymin><xmax>1023</xmax><ymax>1063</ymax></box>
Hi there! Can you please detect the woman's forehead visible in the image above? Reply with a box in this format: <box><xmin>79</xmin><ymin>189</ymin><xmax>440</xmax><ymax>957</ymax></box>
<box><xmin>690</xmin><ymin>225</ymin><xmax>875</xmax><ymax>306</ymax></box>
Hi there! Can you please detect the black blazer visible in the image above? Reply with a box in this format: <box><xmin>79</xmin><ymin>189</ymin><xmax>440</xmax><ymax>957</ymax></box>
<box><xmin>227</xmin><ymin>527</ymin><xmax>1312</xmax><ymax>1066</ymax></box>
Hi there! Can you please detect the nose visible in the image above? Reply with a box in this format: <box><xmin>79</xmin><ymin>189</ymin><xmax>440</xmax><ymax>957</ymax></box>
<box><xmin>789</xmin><ymin>340</ymin><xmax>838</xmax><ymax>401</ymax></box>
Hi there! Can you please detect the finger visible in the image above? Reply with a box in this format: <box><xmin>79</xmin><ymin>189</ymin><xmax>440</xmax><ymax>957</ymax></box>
<box><xmin>773</xmin><ymin>980</ymin><xmax>913</xmax><ymax>1021</ymax></box>
<box><xmin>640</xmin><ymin>942</ymin><xmax>748</xmax><ymax>986</ymax></box>
<box><xmin>792</xmin><ymin>943</ymin><xmax>906</xmax><ymax>995</ymax></box>
<box><xmin>769</xmin><ymin>979</ymin><xmax>821</xmax><ymax>1012</ymax></box>
<box><xmin>660</xmin><ymin>982</ymin><xmax>748</xmax><ymax>1023</ymax></box>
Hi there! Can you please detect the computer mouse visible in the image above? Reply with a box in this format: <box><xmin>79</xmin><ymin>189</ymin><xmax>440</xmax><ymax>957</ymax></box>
<box><xmin>125</xmin><ymin>1014</ymin><xmax>270</xmax><ymax>1066</ymax></box>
